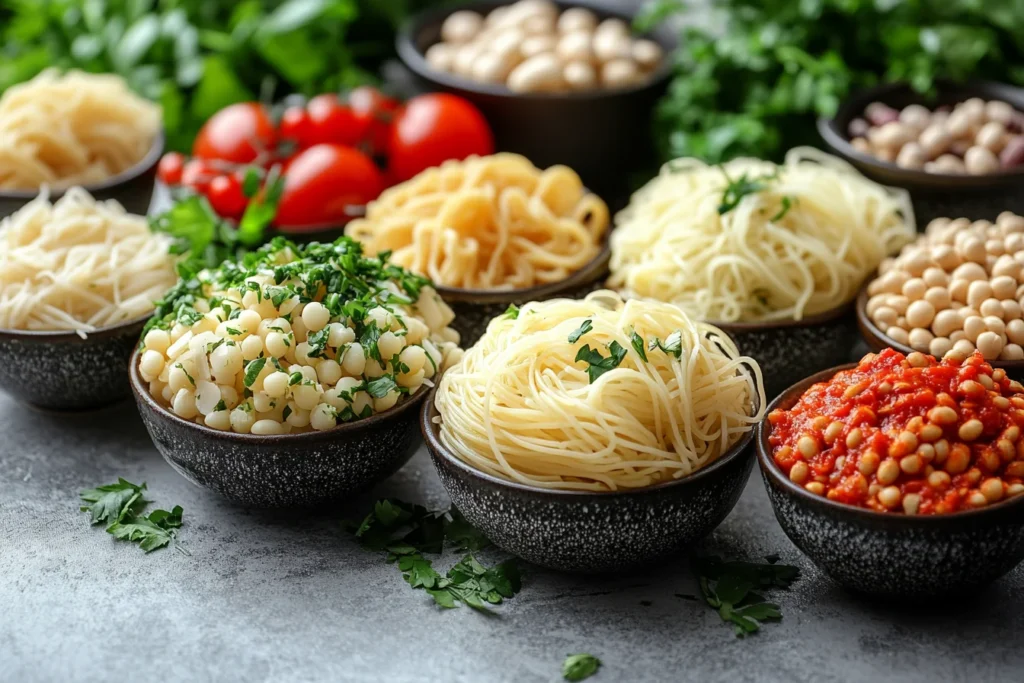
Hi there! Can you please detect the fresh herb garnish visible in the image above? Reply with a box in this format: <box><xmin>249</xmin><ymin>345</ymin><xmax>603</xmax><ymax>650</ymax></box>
<box><xmin>563</xmin><ymin>654</ymin><xmax>601</xmax><ymax>682</ymax></box>
<box><xmin>79</xmin><ymin>479</ymin><xmax>185</xmax><ymax>554</ymax></box>
<box><xmin>567</xmin><ymin>319</ymin><xmax>593</xmax><ymax>344</ymax></box>
<box><xmin>289</xmin><ymin>371</ymin><xmax>304</xmax><ymax>386</ymax></box>
<box><xmin>629</xmin><ymin>330</ymin><xmax>648</xmax><ymax>362</ymax></box>
<box><xmin>694</xmin><ymin>555</ymin><xmax>800</xmax><ymax>637</ymax></box>
<box><xmin>648</xmin><ymin>331</ymin><xmax>683</xmax><ymax>359</ymax></box>
<box><xmin>717</xmin><ymin>168</ymin><xmax>779</xmax><ymax>215</ymax></box>
<box><xmin>770</xmin><ymin>196</ymin><xmax>795</xmax><ymax>222</ymax></box>
<box><xmin>574</xmin><ymin>342</ymin><xmax>628</xmax><ymax>383</ymax></box>
<box><xmin>366</xmin><ymin>375</ymin><xmax>398</xmax><ymax>399</ymax></box>
<box><xmin>213</xmin><ymin>399</ymin><xmax>227</xmax><ymax>412</ymax></box>
<box><xmin>174</xmin><ymin>363</ymin><xmax>196</xmax><ymax>386</ymax></box>
<box><xmin>243</xmin><ymin>357</ymin><xmax>267</xmax><ymax>387</ymax></box>
<box><xmin>503</xmin><ymin>304</ymin><xmax>520</xmax><ymax>320</ymax></box>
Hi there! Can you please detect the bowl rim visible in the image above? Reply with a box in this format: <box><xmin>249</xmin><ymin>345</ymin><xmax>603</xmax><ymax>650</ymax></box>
<box><xmin>854</xmin><ymin>278</ymin><xmax>1024</xmax><ymax>370</ymax></box>
<box><xmin>129</xmin><ymin>345</ymin><xmax>432</xmax><ymax>443</ymax></box>
<box><xmin>433</xmin><ymin>238</ymin><xmax>611</xmax><ymax>304</ymax></box>
<box><xmin>396</xmin><ymin>0</ymin><xmax>676</xmax><ymax>102</ymax></box>
<box><xmin>706</xmin><ymin>296</ymin><xmax>855</xmax><ymax>333</ymax></box>
<box><xmin>0</xmin><ymin>130</ymin><xmax>166</xmax><ymax>200</ymax></box>
<box><xmin>0</xmin><ymin>314</ymin><xmax>150</xmax><ymax>342</ymax></box>
<box><xmin>756</xmin><ymin>361</ymin><xmax>1024</xmax><ymax>524</ymax></box>
<box><xmin>817</xmin><ymin>79</ymin><xmax>1024</xmax><ymax>188</ymax></box>
<box><xmin>420</xmin><ymin>383</ymin><xmax>757</xmax><ymax>498</ymax></box>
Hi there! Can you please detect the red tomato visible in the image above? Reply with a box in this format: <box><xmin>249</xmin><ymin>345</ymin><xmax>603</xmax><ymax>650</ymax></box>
<box><xmin>349</xmin><ymin>86</ymin><xmax>400</xmax><ymax>154</ymax></box>
<box><xmin>206</xmin><ymin>174</ymin><xmax>249</xmax><ymax>219</ymax></box>
<box><xmin>156</xmin><ymin>152</ymin><xmax>186</xmax><ymax>185</ymax></box>
<box><xmin>387</xmin><ymin>94</ymin><xmax>494</xmax><ymax>182</ymax></box>
<box><xmin>275</xmin><ymin>144</ymin><xmax>383</xmax><ymax>228</ymax></box>
<box><xmin>279</xmin><ymin>105</ymin><xmax>315</xmax><ymax>148</ymax></box>
<box><xmin>193</xmin><ymin>102</ymin><xmax>275</xmax><ymax>163</ymax></box>
<box><xmin>181</xmin><ymin>159</ymin><xmax>220</xmax><ymax>193</ymax></box>
<box><xmin>306</xmin><ymin>95</ymin><xmax>363</xmax><ymax>147</ymax></box>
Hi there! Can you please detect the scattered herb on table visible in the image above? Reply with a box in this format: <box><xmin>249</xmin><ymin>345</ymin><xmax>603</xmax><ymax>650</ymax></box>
<box><xmin>694</xmin><ymin>554</ymin><xmax>800</xmax><ymax>637</ymax></box>
<box><xmin>563</xmin><ymin>654</ymin><xmax>601</xmax><ymax>681</ymax></box>
<box><xmin>347</xmin><ymin>499</ymin><xmax>520</xmax><ymax>611</ymax></box>
<box><xmin>80</xmin><ymin>479</ymin><xmax>185</xmax><ymax>554</ymax></box>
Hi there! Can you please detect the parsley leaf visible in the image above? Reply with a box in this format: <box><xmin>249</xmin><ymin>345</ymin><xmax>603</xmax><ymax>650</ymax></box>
<box><xmin>243</xmin><ymin>357</ymin><xmax>267</xmax><ymax>387</ymax></box>
<box><xmin>504</xmin><ymin>304</ymin><xmax>520</xmax><ymax>320</ymax></box>
<box><xmin>567</xmin><ymin>319</ymin><xmax>593</xmax><ymax>344</ymax></box>
<box><xmin>694</xmin><ymin>555</ymin><xmax>799</xmax><ymax>637</ymax></box>
<box><xmin>574</xmin><ymin>341</ymin><xmax>628</xmax><ymax>383</ymax></box>
<box><xmin>107</xmin><ymin>506</ymin><xmax>183</xmax><ymax>553</ymax></box>
<box><xmin>770</xmin><ymin>196</ymin><xmax>795</xmax><ymax>222</ymax></box>
<box><xmin>79</xmin><ymin>478</ymin><xmax>147</xmax><ymax>525</ymax></box>
<box><xmin>648</xmin><ymin>331</ymin><xmax>683</xmax><ymax>359</ymax></box>
<box><xmin>630</xmin><ymin>330</ymin><xmax>648</xmax><ymax>362</ymax></box>
<box><xmin>366</xmin><ymin>375</ymin><xmax>398</xmax><ymax>399</ymax></box>
<box><xmin>717</xmin><ymin>168</ymin><xmax>779</xmax><ymax>215</ymax></box>
<box><xmin>563</xmin><ymin>654</ymin><xmax>601</xmax><ymax>681</ymax></box>
<box><xmin>80</xmin><ymin>480</ymin><xmax>184</xmax><ymax>554</ymax></box>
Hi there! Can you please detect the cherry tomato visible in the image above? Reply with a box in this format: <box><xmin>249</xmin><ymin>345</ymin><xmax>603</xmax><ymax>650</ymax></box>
<box><xmin>387</xmin><ymin>93</ymin><xmax>494</xmax><ymax>182</ymax></box>
<box><xmin>306</xmin><ymin>95</ymin><xmax>363</xmax><ymax>147</ymax></box>
<box><xmin>181</xmin><ymin>159</ymin><xmax>220</xmax><ymax>193</ymax></box>
<box><xmin>206</xmin><ymin>174</ymin><xmax>249</xmax><ymax>219</ymax></box>
<box><xmin>275</xmin><ymin>144</ymin><xmax>383</xmax><ymax>228</ymax></box>
<box><xmin>193</xmin><ymin>102</ymin><xmax>275</xmax><ymax>164</ymax></box>
<box><xmin>279</xmin><ymin>105</ymin><xmax>315</xmax><ymax>149</ymax></box>
<box><xmin>349</xmin><ymin>86</ymin><xmax>400</xmax><ymax>154</ymax></box>
<box><xmin>156</xmin><ymin>152</ymin><xmax>186</xmax><ymax>185</ymax></box>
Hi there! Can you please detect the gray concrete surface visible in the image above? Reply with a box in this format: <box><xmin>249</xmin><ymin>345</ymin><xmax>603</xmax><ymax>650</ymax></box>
<box><xmin>2</xmin><ymin>391</ymin><xmax>1023</xmax><ymax>683</ymax></box>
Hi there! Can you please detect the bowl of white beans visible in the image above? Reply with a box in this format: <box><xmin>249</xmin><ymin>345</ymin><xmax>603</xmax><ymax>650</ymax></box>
<box><xmin>857</xmin><ymin>211</ymin><xmax>1024</xmax><ymax>379</ymax></box>
<box><xmin>819</xmin><ymin>81</ymin><xmax>1024</xmax><ymax>225</ymax></box>
<box><xmin>396</xmin><ymin>0</ymin><xmax>675</xmax><ymax>197</ymax></box>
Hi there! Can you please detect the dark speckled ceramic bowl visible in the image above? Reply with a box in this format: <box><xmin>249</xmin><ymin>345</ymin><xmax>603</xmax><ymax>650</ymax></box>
<box><xmin>0</xmin><ymin>131</ymin><xmax>164</xmax><ymax>219</ymax></box>
<box><xmin>0</xmin><ymin>317</ymin><xmax>147</xmax><ymax>410</ymax></box>
<box><xmin>422</xmin><ymin>393</ymin><xmax>756</xmax><ymax>573</ymax></box>
<box><xmin>758</xmin><ymin>365</ymin><xmax>1024</xmax><ymax>598</ymax></box>
<box><xmin>439</xmin><ymin>241</ymin><xmax>611</xmax><ymax>347</ymax></box>
<box><xmin>130</xmin><ymin>348</ymin><xmax>428</xmax><ymax>508</ymax></box>
<box><xmin>712</xmin><ymin>301</ymin><xmax>857</xmax><ymax>401</ymax></box>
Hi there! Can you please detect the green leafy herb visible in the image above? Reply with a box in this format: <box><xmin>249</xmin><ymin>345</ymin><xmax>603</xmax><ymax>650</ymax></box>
<box><xmin>717</xmin><ymin>169</ymin><xmax>778</xmax><ymax>215</ymax></box>
<box><xmin>694</xmin><ymin>555</ymin><xmax>799</xmax><ymax>637</ymax></box>
<box><xmin>282</xmin><ymin>405</ymin><xmax>293</xmax><ymax>421</ymax></box>
<box><xmin>629</xmin><ymin>330</ymin><xmax>648</xmax><ymax>362</ymax></box>
<box><xmin>574</xmin><ymin>342</ymin><xmax>628</xmax><ymax>383</ymax></box>
<box><xmin>648</xmin><ymin>332</ymin><xmax>682</xmax><ymax>359</ymax></box>
<box><xmin>213</xmin><ymin>399</ymin><xmax>227</xmax><ymax>412</ymax></box>
<box><xmin>770</xmin><ymin>196</ymin><xmax>795</xmax><ymax>222</ymax></box>
<box><xmin>503</xmin><ymin>304</ymin><xmax>520</xmax><ymax>320</ymax></box>
<box><xmin>289</xmin><ymin>371</ymin><xmax>304</xmax><ymax>386</ymax></box>
<box><xmin>563</xmin><ymin>654</ymin><xmax>601</xmax><ymax>681</ymax></box>
<box><xmin>243</xmin><ymin>357</ymin><xmax>267</xmax><ymax>387</ymax></box>
<box><xmin>366</xmin><ymin>375</ymin><xmax>398</xmax><ymax>399</ymax></box>
<box><xmin>79</xmin><ymin>480</ymin><xmax>184</xmax><ymax>554</ymax></box>
<box><xmin>79</xmin><ymin>478</ymin><xmax>147</xmax><ymax>526</ymax></box>
<box><xmin>567</xmin><ymin>319</ymin><xmax>593</xmax><ymax>344</ymax></box>
<box><xmin>107</xmin><ymin>506</ymin><xmax>183</xmax><ymax>553</ymax></box>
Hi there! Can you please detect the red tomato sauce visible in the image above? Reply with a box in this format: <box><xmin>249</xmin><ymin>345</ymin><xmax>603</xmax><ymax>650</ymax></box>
<box><xmin>768</xmin><ymin>349</ymin><xmax>1024</xmax><ymax>514</ymax></box>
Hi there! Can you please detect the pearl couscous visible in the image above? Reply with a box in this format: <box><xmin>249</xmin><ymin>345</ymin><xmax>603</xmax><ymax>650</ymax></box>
<box><xmin>138</xmin><ymin>237</ymin><xmax>463</xmax><ymax>434</ymax></box>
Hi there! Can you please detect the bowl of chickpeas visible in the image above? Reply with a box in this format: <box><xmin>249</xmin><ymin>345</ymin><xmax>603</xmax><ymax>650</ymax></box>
<box><xmin>396</xmin><ymin>0</ymin><xmax>675</xmax><ymax>198</ymax></box>
<box><xmin>819</xmin><ymin>80</ymin><xmax>1024</xmax><ymax>226</ymax></box>
<box><xmin>857</xmin><ymin>211</ymin><xmax>1024</xmax><ymax>378</ymax></box>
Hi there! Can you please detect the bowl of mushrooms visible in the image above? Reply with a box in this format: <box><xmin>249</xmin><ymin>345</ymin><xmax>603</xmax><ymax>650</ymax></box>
<box><xmin>396</xmin><ymin>0</ymin><xmax>675</xmax><ymax>200</ymax></box>
<box><xmin>818</xmin><ymin>80</ymin><xmax>1024</xmax><ymax>226</ymax></box>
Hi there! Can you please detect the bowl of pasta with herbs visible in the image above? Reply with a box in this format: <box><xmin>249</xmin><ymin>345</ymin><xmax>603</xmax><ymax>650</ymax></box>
<box><xmin>129</xmin><ymin>236</ymin><xmax>463</xmax><ymax>508</ymax></box>
<box><xmin>345</xmin><ymin>153</ymin><xmax>612</xmax><ymax>346</ymax></box>
<box><xmin>607</xmin><ymin>148</ymin><xmax>917</xmax><ymax>398</ymax></box>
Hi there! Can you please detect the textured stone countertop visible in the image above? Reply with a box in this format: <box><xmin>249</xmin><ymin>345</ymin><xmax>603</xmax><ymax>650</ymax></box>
<box><xmin>2</xmin><ymin>391</ymin><xmax>1023</xmax><ymax>683</ymax></box>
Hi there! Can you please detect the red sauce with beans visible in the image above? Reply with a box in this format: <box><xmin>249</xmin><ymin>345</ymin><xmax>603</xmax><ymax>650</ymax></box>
<box><xmin>768</xmin><ymin>349</ymin><xmax>1024</xmax><ymax>514</ymax></box>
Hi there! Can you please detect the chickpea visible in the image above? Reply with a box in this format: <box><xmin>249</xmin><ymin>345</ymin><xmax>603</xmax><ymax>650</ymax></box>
<box><xmin>919</xmin><ymin>124</ymin><xmax>951</xmax><ymax>158</ymax></box>
<box><xmin>851</xmin><ymin>137</ymin><xmax>871</xmax><ymax>154</ymax></box>
<box><xmin>1002</xmin><ymin>343</ymin><xmax>1024</xmax><ymax>360</ymax></box>
<box><xmin>896</xmin><ymin>142</ymin><xmax>926</xmax><ymax>169</ymax></box>
<box><xmin>949</xmin><ymin>338</ymin><xmax>976</xmax><ymax>360</ymax></box>
<box><xmin>563</xmin><ymin>61</ymin><xmax>597</xmax><ymax>90</ymax></box>
<box><xmin>441</xmin><ymin>11</ymin><xmax>484</xmax><ymax>44</ymax></box>
<box><xmin>908</xmin><ymin>328</ymin><xmax>934</xmax><ymax>351</ymax></box>
<box><xmin>471</xmin><ymin>52</ymin><xmax>514</xmax><ymax>83</ymax></box>
<box><xmin>946</xmin><ymin>108</ymin><xmax>973</xmax><ymax>138</ymax></box>
<box><xmin>556</xmin><ymin>31</ymin><xmax>595</xmax><ymax>64</ymax></box>
<box><xmin>632</xmin><ymin>40</ymin><xmax>663</xmax><ymax>71</ymax></box>
<box><xmin>878</xmin><ymin>485</ymin><xmax>902</xmax><ymax>508</ymax></box>
<box><xmin>905</xmin><ymin>299</ymin><xmax>935</xmax><ymax>328</ymax></box>
<box><xmin>886</xmin><ymin>326</ymin><xmax>910</xmax><ymax>346</ymax></box>
<box><xmin>521</xmin><ymin>34</ymin><xmax>556</xmax><ymax>58</ymax></box>
<box><xmin>932</xmin><ymin>154</ymin><xmax>966</xmax><ymax>174</ymax></box>
<box><xmin>976</xmin><ymin>121</ymin><xmax>1007</xmax><ymax>153</ymax></box>
<box><xmin>929</xmin><ymin>336</ymin><xmax>953</xmax><ymax>358</ymax></box>
<box><xmin>592</xmin><ymin>27</ymin><xmax>632</xmax><ymax>62</ymax></box>
<box><xmin>425</xmin><ymin>43</ymin><xmax>455</xmax><ymax>71</ymax></box>
<box><xmin>965</xmin><ymin>145</ymin><xmax>1000</xmax><ymax>175</ymax></box>
<box><xmin>963</xmin><ymin>315</ymin><xmax>986</xmax><ymax>342</ymax></box>
<box><xmin>507</xmin><ymin>53</ymin><xmax>563</xmax><ymax>92</ymax></box>
<box><xmin>923</xmin><ymin>286</ymin><xmax>951</xmax><ymax>310</ymax></box>
<box><xmin>899</xmin><ymin>104</ymin><xmax>931</xmax><ymax>130</ymax></box>
<box><xmin>601</xmin><ymin>59</ymin><xmax>640</xmax><ymax>89</ymax></box>
<box><xmin>557</xmin><ymin>7</ymin><xmax>597</xmax><ymax>34</ymax></box>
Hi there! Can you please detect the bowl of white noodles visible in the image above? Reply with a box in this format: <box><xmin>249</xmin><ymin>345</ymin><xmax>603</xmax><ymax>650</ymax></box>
<box><xmin>422</xmin><ymin>291</ymin><xmax>764</xmax><ymax>572</ymax></box>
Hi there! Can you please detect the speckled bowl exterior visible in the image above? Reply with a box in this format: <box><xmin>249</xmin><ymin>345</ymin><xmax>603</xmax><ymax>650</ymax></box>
<box><xmin>757</xmin><ymin>365</ymin><xmax>1024</xmax><ymax>598</ymax></box>
<box><xmin>440</xmin><ymin>243</ymin><xmax>611</xmax><ymax>347</ymax></box>
<box><xmin>130</xmin><ymin>349</ymin><xmax>427</xmax><ymax>508</ymax></box>
<box><xmin>422</xmin><ymin>396</ymin><xmax>755</xmax><ymax>573</ymax></box>
<box><xmin>855</xmin><ymin>285</ymin><xmax>1024</xmax><ymax>381</ymax></box>
<box><xmin>0</xmin><ymin>318</ymin><xmax>146</xmax><ymax>410</ymax></box>
<box><xmin>0</xmin><ymin>132</ymin><xmax>164</xmax><ymax>219</ymax></box>
<box><xmin>818</xmin><ymin>81</ymin><xmax>1024</xmax><ymax>228</ymax></box>
<box><xmin>715</xmin><ymin>304</ymin><xmax>857</xmax><ymax>401</ymax></box>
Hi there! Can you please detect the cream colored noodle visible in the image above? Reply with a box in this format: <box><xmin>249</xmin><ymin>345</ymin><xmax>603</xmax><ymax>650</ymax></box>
<box><xmin>434</xmin><ymin>291</ymin><xmax>765</xmax><ymax>491</ymax></box>
<box><xmin>608</xmin><ymin>147</ymin><xmax>915</xmax><ymax>323</ymax></box>
<box><xmin>346</xmin><ymin>153</ymin><xmax>609</xmax><ymax>290</ymax></box>
<box><xmin>0</xmin><ymin>188</ymin><xmax>177</xmax><ymax>336</ymax></box>
<box><xmin>0</xmin><ymin>69</ymin><xmax>161</xmax><ymax>190</ymax></box>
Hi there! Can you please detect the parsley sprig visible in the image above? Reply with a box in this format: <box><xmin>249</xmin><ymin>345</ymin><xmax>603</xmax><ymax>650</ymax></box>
<box><xmin>695</xmin><ymin>555</ymin><xmax>800</xmax><ymax>637</ymax></box>
<box><xmin>574</xmin><ymin>342</ymin><xmax>628</xmax><ymax>383</ymax></box>
<box><xmin>563</xmin><ymin>654</ymin><xmax>601</xmax><ymax>681</ymax></box>
<box><xmin>348</xmin><ymin>499</ymin><xmax>519</xmax><ymax>611</ymax></box>
<box><xmin>80</xmin><ymin>479</ymin><xmax>185</xmax><ymax>554</ymax></box>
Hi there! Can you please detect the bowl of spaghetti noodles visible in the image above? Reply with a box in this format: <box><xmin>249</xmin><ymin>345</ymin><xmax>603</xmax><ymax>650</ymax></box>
<box><xmin>0</xmin><ymin>70</ymin><xmax>164</xmax><ymax>219</ymax></box>
<box><xmin>0</xmin><ymin>189</ymin><xmax>178</xmax><ymax>409</ymax></box>
<box><xmin>608</xmin><ymin>148</ymin><xmax>917</xmax><ymax>398</ymax></box>
<box><xmin>346</xmin><ymin>153</ymin><xmax>611</xmax><ymax>345</ymax></box>
<box><xmin>423</xmin><ymin>291</ymin><xmax>764</xmax><ymax>572</ymax></box>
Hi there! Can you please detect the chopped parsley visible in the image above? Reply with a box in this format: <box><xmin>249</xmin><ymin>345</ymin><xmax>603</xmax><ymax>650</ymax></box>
<box><xmin>503</xmin><ymin>304</ymin><xmax>520</xmax><ymax>320</ymax></box>
<box><xmin>289</xmin><ymin>372</ymin><xmax>304</xmax><ymax>386</ymax></box>
<box><xmin>695</xmin><ymin>555</ymin><xmax>800</xmax><ymax>637</ymax></box>
<box><xmin>770</xmin><ymin>196</ymin><xmax>795</xmax><ymax>222</ymax></box>
<box><xmin>243</xmin><ymin>357</ymin><xmax>267</xmax><ymax>387</ymax></box>
<box><xmin>79</xmin><ymin>479</ymin><xmax>185</xmax><ymax>554</ymax></box>
<box><xmin>213</xmin><ymin>399</ymin><xmax>227</xmax><ymax>412</ymax></box>
<box><xmin>717</xmin><ymin>167</ymin><xmax>779</xmax><ymax>215</ymax></box>
<box><xmin>563</xmin><ymin>654</ymin><xmax>601</xmax><ymax>681</ymax></box>
<box><xmin>575</xmin><ymin>342</ymin><xmax>628</xmax><ymax>383</ymax></box>
<box><xmin>282</xmin><ymin>405</ymin><xmax>293</xmax><ymax>421</ymax></box>
<box><xmin>174</xmin><ymin>363</ymin><xmax>195</xmax><ymax>386</ymax></box>
<box><xmin>366</xmin><ymin>375</ymin><xmax>398</xmax><ymax>399</ymax></box>
<box><xmin>567</xmin><ymin>319</ymin><xmax>592</xmax><ymax>344</ymax></box>
<box><xmin>629</xmin><ymin>330</ymin><xmax>648</xmax><ymax>362</ymax></box>
<box><xmin>649</xmin><ymin>331</ymin><xmax>683</xmax><ymax>359</ymax></box>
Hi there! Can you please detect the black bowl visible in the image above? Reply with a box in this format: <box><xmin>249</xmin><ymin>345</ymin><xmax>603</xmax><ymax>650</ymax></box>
<box><xmin>0</xmin><ymin>317</ymin><xmax>148</xmax><ymax>410</ymax></box>
<box><xmin>396</xmin><ymin>1</ymin><xmax>675</xmax><ymax>199</ymax></box>
<box><xmin>130</xmin><ymin>348</ymin><xmax>429</xmax><ymax>508</ymax></box>
<box><xmin>422</xmin><ymin>392</ymin><xmax>756</xmax><ymax>572</ymax></box>
<box><xmin>818</xmin><ymin>81</ymin><xmax>1024</xmax><ymax>227</ymax></box>
<box><xmin>712</xmin><ymin>301</ymin><xmax>857</xmax><ymax>401</ymax></box>
<box><xmin>757</xmin><ymin>365</ymin><xmax>1024</xmax><ymax>598</ymax></box>
<box><xmin>440</xmin><ymin>240</ymin><xmax>611</xmax><ymax>347</ymax></box>
<box><xmin>0</xmin><ymin>131</ymin><xmax>165</xmax><ymax>219</ymax></box>
<box><xmin>855</xmin><ymin>282</ymin><xmax>1024</xmax><ymax>381</ymax></box>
